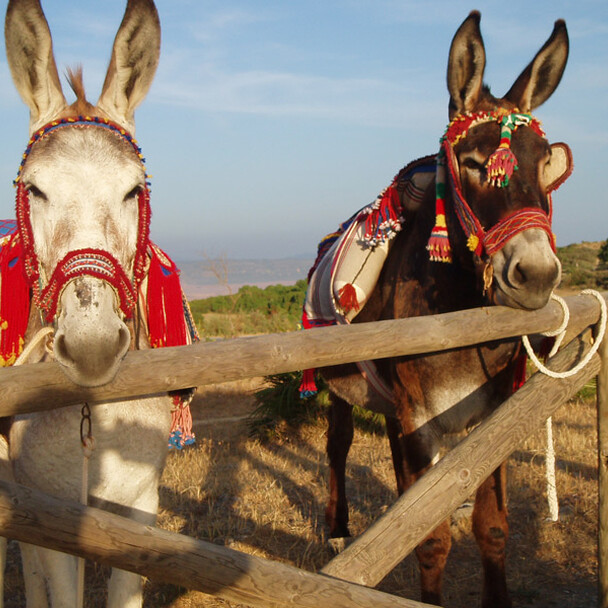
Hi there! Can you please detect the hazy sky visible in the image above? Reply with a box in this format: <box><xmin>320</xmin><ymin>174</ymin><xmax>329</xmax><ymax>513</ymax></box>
<box><xmin>0</xmin><ymin>0</ymin><xmax>606</xmax><ymax>261</ymax></box>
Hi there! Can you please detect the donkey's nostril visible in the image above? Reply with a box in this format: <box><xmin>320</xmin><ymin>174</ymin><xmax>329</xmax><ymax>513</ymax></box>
<box><xmin>117</xmin><ymin>325</ymin><xmax>131</xmax><ymax>359</ymax></box>
<box><xmin>511</xmin><ymin>262</ymin><xmax>526</xmax><ymax>287</ymax></box>
<box><xmin>53</xmin><ymin>332</ymin><xmax>75</xmax><ymax>367</ymax></box>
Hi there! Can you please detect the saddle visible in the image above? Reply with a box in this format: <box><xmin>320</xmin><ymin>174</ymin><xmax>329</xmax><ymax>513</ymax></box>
<box><xmin>301</xmin><ymin>156</ymin><xmax>435</xmax><ymax>399</ymax></box>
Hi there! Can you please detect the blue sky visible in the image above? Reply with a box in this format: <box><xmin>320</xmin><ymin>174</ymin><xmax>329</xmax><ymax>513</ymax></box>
<box><xmin>0</xmin><ymin>0</ymin><xmax>606</xmax><ymax>261</ymax></box>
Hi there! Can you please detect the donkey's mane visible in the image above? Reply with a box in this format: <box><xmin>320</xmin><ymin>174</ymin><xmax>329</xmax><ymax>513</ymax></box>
<box><xmin>65</xmin><ymin>66</ymin><xmax>96</xmax><ymax>116</ymax></box>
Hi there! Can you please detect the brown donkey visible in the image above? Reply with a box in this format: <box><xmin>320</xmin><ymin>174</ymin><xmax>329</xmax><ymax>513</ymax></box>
<box><xmin>318</xmin><ymin>11</ymin><xmax>571</xmax><ymax>607</ymax></box>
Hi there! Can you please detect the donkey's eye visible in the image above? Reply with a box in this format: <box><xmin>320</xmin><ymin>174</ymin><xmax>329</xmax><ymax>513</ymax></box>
<box><xmin>124</xmin><ymin>185</ymin><xmax>142</xmax><ymax>202</ymax></box>
<box><xmin>462</xmin><ymin>158</ymin><xmax>484</xmax><ymax>172</ymax></box>
<box><xmin>26</xmin><ymin>184</ymin><xmax>47</xmax><ymax>201</ymax></box>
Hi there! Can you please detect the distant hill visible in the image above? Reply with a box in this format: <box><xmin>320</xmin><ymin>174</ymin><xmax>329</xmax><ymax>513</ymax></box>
<box><xmin>177</xmin><ymin>258</ymin><xmax>313</xmax><ymax>299</ymax></box>
<box><xmin>557</xmin><ymin>241</ymin><xmax>608</xmax><ymax>291</ymax></box>
<box><xmin>177</xmin><ymin>241</ymin><xmax>607</xmax><ymax>301</ymax></box>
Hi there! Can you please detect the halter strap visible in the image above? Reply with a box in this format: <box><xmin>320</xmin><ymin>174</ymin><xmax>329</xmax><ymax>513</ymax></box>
<box><xmin>14</xmin><ymin>115</ymin><xmax>149</xmax><ymax>186</ymax></box>
<box><xmin>36</xmin><ymin>249</ymin><xmax>137</xmax><ymax>323</ymax></box>
<box><xmin>427</xmin><ymin>110</ymin><xmax>556</xmax><ymax>264</ymax></box>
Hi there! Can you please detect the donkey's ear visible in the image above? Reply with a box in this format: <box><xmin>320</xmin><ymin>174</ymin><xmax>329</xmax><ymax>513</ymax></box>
<box><xmin>505</xmin><ymin>20</ymin><xmax>569</xmax><ymax>113</ymax></box>
<box><xmin>97</xmin><ymin>0</ymin><xmax>160</xmax><ymax>133</ymax></box>
<box><xmin>544</xmin><ymin>142</ymin><xmax>573</xmax><ymax>192</ymax></box>
<box><xmin>5</xmin><ymin>0</ymin><xmax>66</xmax><ymax>133</ymax></box>
<box><xmin>447</xmin><ymin>11</ymin><xmax>486</xmax><ymax>118</ymax></box>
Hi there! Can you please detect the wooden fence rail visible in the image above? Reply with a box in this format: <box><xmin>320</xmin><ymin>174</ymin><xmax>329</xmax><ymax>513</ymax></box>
<box><xmin>322</xmin><ymin>334</ymin><xmax>599</xmax><ymax>584</ymax></box>
<box><xmin>0</xmin><ymin>293</ymin><xmax>605</xmax><ymax>607</ymax></box>
<box><xmin>0</xmin><ymin>481</ymin><xmax>434</xmax><ymax>608</ymax></box>
<box><xmin>0</xmin><ymin>293</ymin><xmax>602</xmax><ymax>417</ymax></box>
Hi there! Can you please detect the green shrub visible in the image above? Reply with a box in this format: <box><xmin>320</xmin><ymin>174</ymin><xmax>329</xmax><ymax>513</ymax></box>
<box><xmin>248</xmin><ymin>372</ymin><xmax>328</xmax><ymax>440</ymax></box>
<box><xmin>248</xmin><ymin>371</ymin><xmax>386</xmax><ymax>440</ymax></box>
<box><xmin>190</xmin><ymin>281</ymin><xmax>308</xmax><ymax>338</ymax></box>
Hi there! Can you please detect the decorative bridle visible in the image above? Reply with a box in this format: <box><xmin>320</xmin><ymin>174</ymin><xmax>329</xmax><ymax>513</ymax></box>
<box><xmin>426</xmin><ymin>109</ymin><xmax>558</xmax><ymax>263</ymax></box>
<box><xmin>14</xmin><ymin>116</ymin><xmax>151</xmax><ymax>323</ymax></box>
<box><xmin>2</xmin><ymin>115</ymin><xmax>198</xmax><ymax>448</ymax></box>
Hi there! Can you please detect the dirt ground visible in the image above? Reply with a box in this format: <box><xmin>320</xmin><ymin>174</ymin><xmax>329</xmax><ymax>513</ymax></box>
<box><xmin>3</xmin><ymin>377</ymin><xmax>600</xmax><ymax>607</ymax></box>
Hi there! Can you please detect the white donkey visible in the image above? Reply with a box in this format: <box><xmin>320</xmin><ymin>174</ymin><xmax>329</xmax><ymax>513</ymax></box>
<box><xmin>1</xmin><ymin>0</ymin><xmax>181</xmax><ymax>606</ymax></box>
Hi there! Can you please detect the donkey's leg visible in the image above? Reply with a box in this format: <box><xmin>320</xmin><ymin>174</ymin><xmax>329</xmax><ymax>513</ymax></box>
<box><xmin>107</xmin><ymin>490</ymin><xmax>160</xmax><ymax>608</ymax></box>
<box><xmin>20</xmin><ymin>543</ymin><xmax>49</xmax><ymax>608</ymax></box>
<box><xmin>386</xmin><ymin>419</ymin><xmax>451</xmax><ymax>606</ymax></box>
<box><xmin>35</xmin><ymin>548</ymin><xmax>77</xmax><ymax>608</ymax></box>
<box><xmin>472</xmin><ymin>463</ymin><xmax>511</xmax><ymax>608</ymax></box>
<box><xmin>325</xmin><ymin>394</ymin><xmax>354</xmax><ymax>538</ymax></box>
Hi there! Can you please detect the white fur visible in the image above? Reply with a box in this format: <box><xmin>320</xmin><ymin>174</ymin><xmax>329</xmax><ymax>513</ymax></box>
<box><xmin>3</xmin><ymin>1</ymin><xmax>168</xmax><ymax>606</ymax></box>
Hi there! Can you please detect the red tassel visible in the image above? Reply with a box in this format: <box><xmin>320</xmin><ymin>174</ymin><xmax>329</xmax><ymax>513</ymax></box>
<box><xmin>168</xmin><ymin>393</ymin><xmax>196</xmax><ymax>449</ymax></box>
<box><xmin>0</xmin><ymin>235</ymin><xmax>30</xmax><ymax>366</ymax></box>
<box><xmin>146</xmin><ymin>244</ymin><xmax>187</xmax><ymax>349</ymax></box>
<box><xmin>486</xmin><ymin>144</ymin><xmax>517</xmax><ymax>188</ymax></box>
<box><xmin>299</xmin><ymin>368</ymin><xmax>318</xmax><ymax>398</ymax></box>
<box><xmin>338</xmin><ymin>283</ymin><xmax>360</xmax><ymax>314</ymax></box>
<box><xmin>513</xmin><ymin>352</ymin><xmax>527</xmax><ymax>392</ymax></box>
<box><xmin>146</xmin><ymin>243</ymin><xmax>197</xmax><ymax>448</ymax></box>
<box><xmin>299</xmin><ymin>310</ymin><xmax>319</xmax><ymax>397</ymax></box>
<box><xmin>427</xmin><ymin>196</ymin><xmax>452</xmax><ymax>263</ymax></box>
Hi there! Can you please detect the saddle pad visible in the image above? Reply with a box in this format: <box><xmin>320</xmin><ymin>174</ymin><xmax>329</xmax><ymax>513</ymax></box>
<box><xmin>301</xmin><ymin>157</ymin><xmax>435</xmax><ymax>402</ymax></box>
<box><xmin>0</xmin><ymin>220</ymin><xmax>17</xmax><ymax>242</ymax></box>
<box><xmin>304</xmin><ymin>155</ymin><xmax>435</xmax><ymax>325</ymax></box>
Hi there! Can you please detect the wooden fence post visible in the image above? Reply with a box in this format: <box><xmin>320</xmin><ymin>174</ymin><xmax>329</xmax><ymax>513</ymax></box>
<box><xmin>598</xmin><ymin>333</ymin><xmax>608</xmax><ymax>608</ymax></box>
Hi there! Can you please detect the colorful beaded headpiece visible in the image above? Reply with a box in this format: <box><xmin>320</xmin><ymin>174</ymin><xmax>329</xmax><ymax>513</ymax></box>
<box><xmin>3</xmin><ymin>115</ymin><xmax>199</xmax><ymax>447</ymax></box>
<box><xmin>13</xmin><ymin>116</ymin><xmax>152</xmax><ymax>321</ymax></box>
<box><xmin>14</xmin><ymin>115</ymin><xmax>149</xmax><ymax>186</ymax></box>
<box><xmin>426</xmin><ymin>110</ymin><xmax>554</xmax><ymax>263</ymax></box>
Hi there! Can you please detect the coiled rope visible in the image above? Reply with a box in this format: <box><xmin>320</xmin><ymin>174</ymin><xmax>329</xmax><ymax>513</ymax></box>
<box><xmin>522</xmin><ymin>289</ymin><xmax>607</xmax><ymax>521</ymax></box>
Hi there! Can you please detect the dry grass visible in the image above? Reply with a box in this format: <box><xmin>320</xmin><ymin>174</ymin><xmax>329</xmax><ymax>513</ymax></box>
<box><xmin>3</xmin><ymin>378</ymin><xmax>599</xmax><ymax>607</ymax></box>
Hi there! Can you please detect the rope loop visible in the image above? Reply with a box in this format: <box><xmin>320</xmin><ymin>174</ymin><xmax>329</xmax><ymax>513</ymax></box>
<box><xmin>13</xmin><ymin>326</ymin><xmax>54</xmax><ymax>366</ymax></box>
<box><xmin>522</xmin><ymin>289</ymin><xmax>607</xmax><ymax>379</ymax></box>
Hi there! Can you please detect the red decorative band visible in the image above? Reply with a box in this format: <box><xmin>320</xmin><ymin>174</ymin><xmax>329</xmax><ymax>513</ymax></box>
<box><xmin>483</xmin><ymin>207</ymin><xmax>555</xmax><ymax>257</ymax></box>
<box><xmin>37</xmin><ymin>249</ymin><xmax>137</xmax><ymax>323</ymax></box>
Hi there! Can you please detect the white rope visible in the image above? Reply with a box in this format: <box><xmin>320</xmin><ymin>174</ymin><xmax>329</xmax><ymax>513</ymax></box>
<box><xmin>521</xmin><ymin>289</ymin><xmax>607</xmax><ymax>522</ymax></box>
<box><xmin>545</xmin><ymin>416</ymin><xmax>559</xmax><ymax>521</ymax></box>
<box><xmin>522</xmin><ymin>290</ymin><xmax>607</xmax><ymax>379</ymax></box>
<box><xmin>13</xmin><ymin>326</ymin><xmax>54</xmax><ymax>366</ymax></box>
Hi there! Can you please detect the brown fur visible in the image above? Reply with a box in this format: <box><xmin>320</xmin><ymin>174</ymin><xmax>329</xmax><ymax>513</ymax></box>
<box><xmin>63</xmin><ymin>66</ymin><xmax>98</xmax><ymax>117</ymax></box>
<box><xmin>321</xmin><ymin>12</ymin><xmax>569</xmax><ymax>607</ymax></box>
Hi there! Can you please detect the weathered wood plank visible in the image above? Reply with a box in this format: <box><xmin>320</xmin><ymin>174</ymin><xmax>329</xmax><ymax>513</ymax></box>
<box><xmin>321</xmin><ymin>336</ymin><xmax>600</xmax><ymax>586</ymax></box>
<box><xmin>0</xmin><ymin>293</ymin><xmax>603</xmax><ymax>417</ymax></box>
<box><xmin>0</xmin><ymin>481</ymin><xmax>433</xmax><ymax>608</ymax></box>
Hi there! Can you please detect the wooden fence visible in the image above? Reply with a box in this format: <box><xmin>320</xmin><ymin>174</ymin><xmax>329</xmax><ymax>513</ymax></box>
<box><xmin>0</xmin><ymin>292</ymin><xmax>606</xmax><ymax>607</ymax></box>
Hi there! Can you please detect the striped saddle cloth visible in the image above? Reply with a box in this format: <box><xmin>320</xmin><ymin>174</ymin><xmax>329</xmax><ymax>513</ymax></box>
<box><xmin>301</xmin><ymin>155</ymin><xmax>435</xmax><ymax>400</ymax></box>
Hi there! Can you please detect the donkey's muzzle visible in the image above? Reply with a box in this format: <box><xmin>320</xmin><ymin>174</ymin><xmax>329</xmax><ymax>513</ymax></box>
<box><xmin>53</xmin><ymin>277</ymin><xmax>131</xmax><ymax>387</ymax></box>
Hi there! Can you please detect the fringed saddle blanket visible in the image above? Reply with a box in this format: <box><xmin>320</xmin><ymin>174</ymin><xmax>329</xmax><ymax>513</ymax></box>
<box><xmin>300</xmin><ymin>156</ymin><xmax>435</xmax><ymax>400</ymax></box>
<box><xmin>0</xmin><ymin>220</ymin><xmax>199</xmax><ymax>450</ymax></box>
